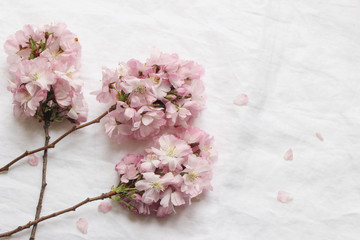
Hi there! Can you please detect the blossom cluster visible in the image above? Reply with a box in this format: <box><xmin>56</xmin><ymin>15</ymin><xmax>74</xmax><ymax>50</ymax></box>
<box><xmin>112</xmin><ymin>126</ymin><xmax>217</xmax><ymax>217</ymax></box>
<box><xmin>94</xmin><ymin>50</ymin><xmax>206</xmax><ymax>143</ymax></box>
<box><xmin>4</xmin><ymin>23</ymin><xmax>87</xmax><ymax>123</ymax></box>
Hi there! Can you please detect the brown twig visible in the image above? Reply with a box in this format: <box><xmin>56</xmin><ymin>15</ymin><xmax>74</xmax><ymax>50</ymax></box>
<box><xmin>29</xmin><ymin>119</ymin><xmax>51</xmax><ymax>240</ymax></box>
<box><xmin>0</xmin><ymin>191</ymin><xmax>117</xmax><ymax>238</ymax></box>
<box><xmin>0</xmin><ymin>105</ymin><xmax>116</xmax><ymax>172</ymax></box>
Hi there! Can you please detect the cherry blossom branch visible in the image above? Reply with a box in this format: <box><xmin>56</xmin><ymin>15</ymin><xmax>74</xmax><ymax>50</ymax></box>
<box><xmin>30</xmin><ymin>119</ymin><xmax>50</xmax><ymax>240</ymax></box>
<box><xmin>0</xmin><ymin>191</ymin><xmax>117</xmax><ymax>238</ymax></box>
<box><xmin>0</xmin><ymin>105</ymin><xmax>116</xmax><ymax>172</ymax></box>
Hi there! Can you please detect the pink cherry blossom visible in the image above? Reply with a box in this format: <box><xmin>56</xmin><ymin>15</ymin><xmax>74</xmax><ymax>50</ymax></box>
<box><xmin>27</xmin><ymin>154</ymin><xmax>39</xmax><ymax>166</ymax></box>
<box><xmin>135</xmin><ymin>172</ymin><xmax>174</xmax><ymax>204</ymax></box>
<box><xmin>181</xmin><ymin>155</ymin><xmax>212</xmax><ymax>198</ymax></box>
<box><xmin>234</xmin><ymin>94</ymin><xmax>248</xmax><ymax>106</ymax></box>
<box><xmin>120</xmin><ymin>77</ymin><xmax>156</xmax><ymax>108</ymax></box>
<box><xmin>113</xmin><ymin>128</ymin><xmax>215</xmax><ymax>217</ymax></box>
<box><xmin>151</xmin><ymin>134</ymin><xmax>192</xmax><ymax>171</ymax></box>
<box><xmin>67</xmin><ymin>94</ymin><xmax>88</xmax><ymax>124</ymax></box>
<box><xmin>140</xmin><ymin>153</ymin><xmax>161</xmax><ymax>172</ymax></box>
<box><xmin>4</xmin><ymin>22</ymin><xmax>87</xmax><ymax>124</ymax></box>
<box><xmin>16</xmin><ymin>58</ymin><xmax>55</xmax><ymax>94</ymax></box>
<box><xmin>131</xmin><ymin>106</ymin><xmax>167</xmax><ymax>139</ymax></box>
<box><xmin>277</xmin><ymin>190</ymin><xmax>293</xmax><ymax>203</ymax></box>
<box><xmin>284</xmin><ymin>148</ymin><xmax>293</xmax><ymax>161</ymax></box>
<box><xmin>95</xmin><ymin>50</ymin><xmax>206</xmax><ymax>143</ymax></box>
<box><xmin>98</xmin><ymin>201</ymin><xmax>112</xmax><ymax>213</ymax></box>
<box><xmin>115</xmin><ymin>154</ymin><xmax>142</xmax><ymax>183</ymax></box>
<box><xmin>76</xmin><ymin>218</ymin><xmax>88</xmax><ymax>234</ymax></box>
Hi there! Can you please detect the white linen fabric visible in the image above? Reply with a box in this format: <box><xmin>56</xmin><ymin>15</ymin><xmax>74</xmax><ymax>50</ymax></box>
<box><xmin>1</xmin><ymin>0</ymin><xmax>360</xmax><ymax>239</ymax></box>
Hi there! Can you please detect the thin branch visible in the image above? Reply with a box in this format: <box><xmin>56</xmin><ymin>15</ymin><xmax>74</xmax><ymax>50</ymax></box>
<box><xmin>29</xmin><ymin>119</ymin><xmax>51</xmax><ymax>240</ymax></box>
<box><xmin>0</xmin><ymin>105</ymin><xmax>116</xmax><ymax>172</ymax></box>
<box><xmin>0</xmin><ymin>191</ymin><xmax>117</xmax><ymax>238</ymax></box>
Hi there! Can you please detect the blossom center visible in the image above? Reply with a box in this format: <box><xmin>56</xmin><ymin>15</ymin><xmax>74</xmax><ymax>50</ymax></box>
<box><xmin>31</xmin><ymin>72</ymin><xmax>40</xmax><ymax>81</ymax></box>
<box><xmin>135</xmin><ymin>85</ymin><xmax>146</xmax><ymax>93</ymax></box>
<box><xmin>151</xmin><ymin>180</ymin><xmax>164</xmax><ymax>191</ymax></box>
<box><xmin>188</xmin><ymin>172</ymin><xmax>198</xmax><ymax>181</ymax></box>
<box><xmin>166</xmin><ymin>145</ymin><xmax>177</xmax><ymax>157</ymax></box>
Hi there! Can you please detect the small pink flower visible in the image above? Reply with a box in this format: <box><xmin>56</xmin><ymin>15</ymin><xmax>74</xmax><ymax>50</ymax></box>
<box><xmin>27</xmin><ymin>154</ymin><xmax>39</xmax><ymax>166</ymax></box>
<box><xmin>115</xmin><ymin>154</ymin><xmax>142</xmax><ymax>183</ymax></box>
<box><xmin>98</xmin><ymin>201</ymin><xmax>112</xmax><ymax>213</ymax></box>
<box><xmin>135</xmin><ymin>172</ymin><xmax>174</xmax><ymax>204</ymax></box>
<box><xmin>234</xmin><ymin>94</ymin><xmax>248</xmax><ymax>106</ymax></box>
<box><xmin>67</xmin><ymin>94</ymin><xmax>88</xmax><ymax>124</ymax></box>
<box><xmin>76</xmin><ymin>218</ymin><xmax>88</xmax><ymax>234</ymax></box>
<box><xmin>284</xmin><ymin>148</ymin><xmax>293</xmax><ymax>161</ymax></box>
<box><xmin>181</xmin><ymin>155</ymin><xmax>212</xmax><ymax>198</ymax></box>
<box><xmin>315</xmin><ymin>132</ymin><xmax>324</xmax><ymax>142</ymax></box>
<box><xmin>151</xmin><ymin>134</ymin><xmax>192</xmax><ymax>171</ymax></box>
<box><xmin>277</xmin><ymin>190</ymin><xmax>293</xmax><ymax>203</ymax></box>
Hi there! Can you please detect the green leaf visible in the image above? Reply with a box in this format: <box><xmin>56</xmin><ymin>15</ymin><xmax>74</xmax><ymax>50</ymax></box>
<box><xmin>29</xmin><ymin>38</ymin><xmax>37</xmax><ymax>51</ymax></box>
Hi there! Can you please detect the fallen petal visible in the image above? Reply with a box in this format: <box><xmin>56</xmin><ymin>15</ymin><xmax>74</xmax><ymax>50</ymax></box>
<box><xmin>277</xmin><ymin>190</ymin><xmax>293</xmax><ymax>203</ymax></box>
<box><xmin>234</xmin><ymin>94</ymin><xmax>248</xmax><ymax>106</ymax></box>
<box><xmin>28</xmin><ymin>154</ymin><xmax>39</xmax><ymax>166</ymax></box>
<box><xmin>315</xmin><ymin>132</ymin><xmax>324</xmax><ymax>142</ymax></box>
<box><xmin>283</xmin><ymin>148</ymin><xmax>293</xmax><ymax>161</ymax></box>
<box><xmin>76</xmin><ymin>218</ymin><xmax>88</xmax><ymax>234</ymax></box>
<box><xmin>98</xmin><ymin>201</ymin><xmax>112</xmax><ymax>213</ymax></box>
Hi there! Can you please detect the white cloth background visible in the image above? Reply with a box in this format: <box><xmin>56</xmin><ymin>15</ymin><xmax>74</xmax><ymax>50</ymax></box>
<box><xmin>1</xmin><ymin>0</ymin><xmax>360</xmax><ymax>239</ymax></box>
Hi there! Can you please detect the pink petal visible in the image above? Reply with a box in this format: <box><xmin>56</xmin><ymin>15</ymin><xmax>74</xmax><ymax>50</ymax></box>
<box><xmin>277</xmin><ymin>190</ymin><xmax>293</xmax><ymax>203</ymax></box>
<box><xmin>315</xmin><ymin>132</ymin><xmax>324</xmax><ymax>142</ymax></box>
<box><xmin>234</xmin><ymin>94</ymin><xmax>248</xmax><ymax>106</ymax></box>
<box><xmin>27</xmin><ymin>154</ymin><xmax>39</xmax><ymax>166</ymax></box>
<box><xmin>283</xmin><ymin>148</ymin><xmax>293</xmax><ymax>161</ymax></box>
<box><xmin>76</xmin><ymin>218</ymin><xmax>88</xmax><ymax>234</ymax></box>
<box><xmin>98</xmin><ymin>201</ymin><xmax>112</xmax><ymax>213</ymax></box>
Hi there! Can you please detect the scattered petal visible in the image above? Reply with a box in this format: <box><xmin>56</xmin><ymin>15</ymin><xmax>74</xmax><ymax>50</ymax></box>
<box><xmin>76</xmin><ymin>218</ymin><xmax>88</xmax><ymax>234</ymax></box>
<box><xmin>98</xmin><ymin>201</ymin><xmax>112</xmax><ymax>213</ymax></box>
<box><xmin>283</xmin><ymin>148</ymin><xmax>293</xmax><ymax>161</ymax></box>
<box><xmin>234</xmin><ymin>94</ymin><xmax>248</xmax><ymax>106</ymax></box>
<box><xmin>315</xmin><ymin>132</ymin><xmax>324</xmax><ymax>142</ymax></box>
<box><xmin>277</xmin><ymin>190</ymin><xmax>293</xmax><ymax>203</ymax></box>
<box><xmin>27</xmin><ymin>154</ymin><xmax>39</xmax><ymax>166</ymax></box>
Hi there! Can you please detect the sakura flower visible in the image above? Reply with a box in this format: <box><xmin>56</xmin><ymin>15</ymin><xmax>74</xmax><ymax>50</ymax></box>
<box><xmin>181</xmin><ymin>155</ymin><xmax>212</xmax><ymax>198</ymax></box>
<box><xmin>132</xmin><ymin>106</ymin><xmax>166</xmax><ymax>139</ymax></box>
<box><xmin>53</xmin><ymin>79</ymin><xmax>72</xmax><ymax>107</ymax></box>
<box><xmin>115</xmin><ymin>154</ymin><xmax>142</xmax><ymax>183</ymax></box>
<box><xmin>5</xmin><ymin>22</ymin><xmax>87</xmax><ymax>124</ymax></box>
<box><xmin>150</xmin><ymin>77</ymin><xmax>172</xmax><ymax>99</ymax></box>
<box><xmin>120</xmin><ymin>76</ymin><xmax>156</xmax><ymax>108</ymax></box>
<box><xmin>67</xmin><ymin>94</ymin><xmax>88</xmax><ymax>124</ymax></box>
<box><xmin>76</xmin><ymin>218</ymin><xmax>88</xmax><ymax>234</ymax></box>
<box><xmin>93</xmin><ymin>67</ymin><xmax>120</xmax><ymax>103</ymax></box>
<box><xmin>151</xmin><ymin>134</ymin><xmax>192</xmax><ymax>171</ymax></box>
<box><xmin>27</xmin><ymin>154</ymin><xmax>39</xmax><ymax>166</ymax></box>
<box><xmin>13</xmin><ymin>86</ymin><xmax>47</xmax><ymax>117</ymax></box>
<box><xmin>104</xmin><ymin>103</ymin><xmax>135</xmax><ymax>143</ymax></box>
<box><xmin>16</xmin><ymin>58</ymin><xmax>55</xmax><ymax>95</ymax></box>
<box><xmin>165</xmin><ymin>101</ymin><xmax>192</xmax><ymax>127</ymax></box>
<box><xmin>140</xmin><ymin>153</ymin><xmax>161</xmax><ymax>173</ymax></box>
<box><xmin>53</xmin><ymin>64</ymin><xmax>83</xmax><ymax>92</ymax></box>
<box><xmin>135</xmin><ymin>172</ymin><xmax>174</xmax><ymax>204</ymax></box>
<box><xmin>98</xmin><ymin>201</ymin><xmax>112</xmax><ymax>213</ymax></box>
<box><xmin>198</xmin><ymin>133</ymin><xmax>218</xmax><ymax>162</ymax></box>
<box><xmin>178</xmin><ymin>126</ymin><xmax>205</xmax><ymax>144</ymax></box>
<box><xmin>157</xmin><ymin>187</ymin><xmax>186</xmax><ymax>217</ymax></box>
<box><xmin>158</xmin><ymin>188</ymin><xmax>186</xmax><ymax>217</ymax></box>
